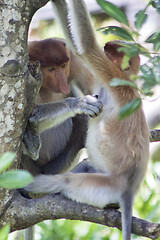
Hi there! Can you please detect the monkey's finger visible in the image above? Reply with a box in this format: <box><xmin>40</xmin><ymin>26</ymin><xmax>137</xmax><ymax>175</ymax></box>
<box><xmin>86</xmin><ymin>108</ymin><xmax>101</xmax><ymax>118</ymax></box>
<box><xmin>87</xmin><ymin>102</ymin><xmax>103</xmax><ymax>115</ymax></box>
<box><xmin>85</xmin><ymin>101</ymin><xmax>103</xmax><ymax>113</ymax></box>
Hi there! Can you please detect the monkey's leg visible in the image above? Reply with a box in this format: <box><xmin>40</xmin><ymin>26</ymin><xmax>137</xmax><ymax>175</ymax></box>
<box><xmin>23</xmin><ymin>173</ymin><xmax>122</xmax><ymax>208</ymax></box>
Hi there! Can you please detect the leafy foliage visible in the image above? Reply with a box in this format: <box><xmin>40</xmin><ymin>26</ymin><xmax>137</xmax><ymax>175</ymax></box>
<box><xmin>96</xmin><ymin>0</ymin><xmax>129</xmax><ymax>26</ymax></box>
<box><xmin>140</xmin><ymin>56</ymin><xmax>160</xmax><ymax>96</ymax></box>
<box><xmin>151</xmin><ymin>0</ymin><xmax>160</xmax><ymax>13</ymax></box>
<box><xmin>0</xmin><ymin>152</ymin><xmax>33</xmax><ymax>239</ymax></box>
<box><xmin>36</xmin><ymin>220</ymin><xmax>118</xmax><ymax>240</ymax></box>
<box><xmin>0</xmin><ymin>152</ymin><xmax>16</xmax><ymax>173</ymax></box>
<box><xmin>109</xmin><ymin>78</ymin><xmax>138</xmax><ymax>89</ymax></box>
<box><xmin>97</xmin><ymin>0</ymin><xmax>160</xmax><ymax>119</ymax></box>
<box><xmin>145</xmin><ymin>31</ymin><xmax>160</xmax><ymax>52</ymax></box>
<box><xmin>0</xmin><ymin>170</ymin><xmax>33</xmax><ymax>189</ymax></box>
<box><xmin>135</xmin><ymin>10</ymin><xmax>147</xmax><ymax>30</ymax></box>
<box><xmin>101</xmin><ymin>26</ymin><xmax>133</xmax><ymax>41</ymax></box>
<box><xmin>118</xmin><ymin>98</ymin><xmax>141</xmax><ymax>120</ymax></box>
<box><xmin>0</xmin><ymin>152</ymin><xmax>33</xmax><ymax>189</ymax></box>
<box><xmin>0</xmin><ymin>224</ymin><xmax>10</xmax><ymax>240</ymax></box>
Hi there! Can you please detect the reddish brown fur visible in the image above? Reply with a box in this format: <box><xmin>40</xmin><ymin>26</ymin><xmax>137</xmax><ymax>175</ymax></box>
<box><xmin>28</xmin><ymin>38</ymin><xmax>69</xmax><ymax>67</ymax></box>
<box><xmin>28</xmin><ymin>38</ymin><xmax>95</xmax><ymax>100</ymax></box>
<box><xmin>83</xmin><ymin>43</ymin><xmax>140</xmax><ymax>106</ymax></box>
<box><xmin>104</xmin><ymin>41</ymin><xmax>140</xmax><ymax>74</ymax></box>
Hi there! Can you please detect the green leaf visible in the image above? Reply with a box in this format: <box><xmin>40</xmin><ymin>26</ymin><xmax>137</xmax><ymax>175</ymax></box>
<box><xmin>102</xmin><ymin>26</ymin><xmax>133</xmax><ymax>41</ymax></box>
<box><xmin>118</xmin><ymin>46</ymin><xmax>139</xmax><ymax>58</ymax></box>
<box><xmin>135</xmin><ymin>10</ymin><xmax>147</xmax><ymax>30</ymax></box>
<box><xmin>109</xmin><ymin>78</ymin><xmax>138</xmax><ymax>89</ymax></box>
<box><xmin>145</xmin><ymin>31</ymin><xmax>160</xmax><ymax>42</ymax></box>
<box><xmin>114</xmin><ymin>41</ymin><xmax>149</xmax><ymax>56</ymax></box>
<box><xmin>0</xmin><ymin>170</ymin><xmax>33</xmax><ymax>189</ymax></box>
<box><xmin>151</xmin><ymin>0</ymin><xmax>160</xmax><ymax>13</ymax></box>
<box><xmin>145</xmin><ymin>31</ymin><xmax>160</xmax><ymax>51</ymax></box>
<box><xmin>121</xmin><ymin>55</ymin><xmax>131</xmax><ymax>70</ymax></box>
<box><xmin>0</xmin><ymin>152</ymin><xmax>16</xmax><ymax>173</ymax></box>
<box><xmin>140</xmin><ymin>56</ymin><xmax>160</xmax><ymax>86</ymax></box>
<box><xmin>0</xmin><ymin>224</ymin><xmax>10</xmax><ymax>240</ymax></box>
<box><xmin>96</xmin><ymin>0</ymin><xmax>129</xmax><ymax>26</ymax></box>
<box><xmin>119</xmin><ymin>98</ymin><xmax>141</xmax><ymax>120</ymax></box>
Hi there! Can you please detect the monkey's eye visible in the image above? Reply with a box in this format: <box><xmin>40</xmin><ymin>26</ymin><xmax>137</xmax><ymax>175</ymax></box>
<box><xmin>48</xmin><ymin>67</ymin><xmax>56</xmax><ymax>72</ymax></box>
<box><xmin>61</xmin><ymin>63</ymin><xmax>67</xmax><ymax>68</ymax></box>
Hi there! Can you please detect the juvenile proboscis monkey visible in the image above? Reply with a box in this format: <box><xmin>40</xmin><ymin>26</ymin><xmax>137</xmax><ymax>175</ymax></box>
<box><xmin>24</xmin><ymin>0</ymin><xmax>149</xmax><ymax>239</ymax></box>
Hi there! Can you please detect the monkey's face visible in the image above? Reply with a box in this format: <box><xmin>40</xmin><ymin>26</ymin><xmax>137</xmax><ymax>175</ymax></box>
<box><xmin>104</xmin><ymin>41</ymin><xmax>140</xmax><ymax>78</ymax></box>
<box><xmin>41</xmin><ymin>61</ymin><xmax>70</xmax><ymax>95</ymax></box>
<box><xmin>28</xmin><ymin>38</ymin><xmax>71</xmax><ymax>95</ymax></box>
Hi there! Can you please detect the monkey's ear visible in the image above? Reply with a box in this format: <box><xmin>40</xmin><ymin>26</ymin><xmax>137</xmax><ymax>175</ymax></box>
<box><xmin>104</xmin><ymin>42</ymin><xmax>124</xmax><ymax>69</ymax></box>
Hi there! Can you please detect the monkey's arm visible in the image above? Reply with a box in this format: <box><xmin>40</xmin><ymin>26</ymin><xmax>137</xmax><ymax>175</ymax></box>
<box><xmin>52</xmin><ymin>0</ymin><xmax>76</xmax><ymax>52</ymax></box>
<box><xmin>29</xmin><ymin>95</ymin><xmax>102</xmax><ymax>134</ymax></box>
<box><xmin>67</xmin><ymin>0</ymin><xmax>125</xmax><ymax>84</ymax></box>
<box><xmin>69</xmin><ymin>53</ymin><xmax>94</xmax><ymax>95</ymax></box>
<box><xmin>23</xmin><ymin>95</ymin><xmax>102</xmax><ymax>160</ymax></box>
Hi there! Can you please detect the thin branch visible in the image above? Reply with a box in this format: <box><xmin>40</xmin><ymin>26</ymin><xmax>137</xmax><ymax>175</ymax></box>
<box><xmin>6</xmin><ymin>193</ymin><xmax>160</xmax><ymax>239</ymax></box>
<box><xmin>150</xmin><ymin>129</ymin><xmax>160</xmax><ymax>142</ymax></box>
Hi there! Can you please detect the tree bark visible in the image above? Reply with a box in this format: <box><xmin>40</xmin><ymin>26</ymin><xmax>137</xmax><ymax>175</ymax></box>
<box><xmin>0</xmin><ymin>192</ymin><xmax>159</xmax><ymax>239</ymax></box>
<box><xmin>0</xmin><ymin>0</ymin><xmax>48</xmax><ymax>229</ymax></box>
<box><xmin>150</xmin><ymin>130</ymin><xmax>160</xmax><ymax>142</ymax></box>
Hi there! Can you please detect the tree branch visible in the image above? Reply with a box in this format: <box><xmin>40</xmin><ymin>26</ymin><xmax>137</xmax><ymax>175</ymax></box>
<box><xmin>150</xmin><ymin>129</ymin><xmax>160</xmax><ymax>142</ymax></box>
<box><xmin>3</xmin><ymin>193</ymin><xmax>159</xmax><ymax>239</ymax></box>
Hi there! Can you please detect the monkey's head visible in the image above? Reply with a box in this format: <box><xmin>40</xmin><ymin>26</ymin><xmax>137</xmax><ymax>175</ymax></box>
<box><xmin>104</xmin><ymin>41</ymin><xmax>140</xmax><ymax>79</ymax></box>
<box><xmin>28</xmin><ymin>38</ymin><xmax>71</xmax><ymax>95</ymax></box>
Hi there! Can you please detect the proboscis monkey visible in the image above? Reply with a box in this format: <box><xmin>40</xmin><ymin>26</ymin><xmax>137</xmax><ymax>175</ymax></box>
<box><xmin>24</xmin><ymin>0</ymin><xmax>149</xmax><ymax>239</ymax></box>
<box><xmin>22</xmin><ymin>5</ymin><xmax>102</xmax><ymax>240</ymax></box>
<box><xmin>28</xmin><ymin>38</ymin><xmax>95</xmax><ymax>99</ymax></box>
<box><xmin>22</xmin><ymin>38</ymin><xmax>101</xmax><ymax>175</ymax></box>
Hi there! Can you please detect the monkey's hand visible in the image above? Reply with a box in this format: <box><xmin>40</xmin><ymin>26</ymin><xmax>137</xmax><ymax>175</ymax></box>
<box><xmin>65</xmin><ymin>95</ymin><xmax>103</xmax><ymax>118</ymax></box>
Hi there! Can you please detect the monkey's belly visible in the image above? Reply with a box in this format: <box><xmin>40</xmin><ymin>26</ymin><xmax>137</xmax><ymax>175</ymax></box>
<box><xmin>86</xmin><ymin>119</ymin><xmax>111</xmax><ymax>173</ymax></box>
<box><xmin>38</xmin><ymin>118</ymin><xmax>73</xmax><ymax>165</ymax></box>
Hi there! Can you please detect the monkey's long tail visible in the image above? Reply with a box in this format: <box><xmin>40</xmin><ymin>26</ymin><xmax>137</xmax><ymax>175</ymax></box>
<box><xmin>120</xmin><ymin>190</ymin><xmax>133</xmax><ymax>240</ymax></box>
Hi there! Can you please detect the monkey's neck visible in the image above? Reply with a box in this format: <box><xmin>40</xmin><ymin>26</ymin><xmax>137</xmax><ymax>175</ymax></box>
<box><xmin>36</xmin><ymin>87</ymin><xmax>65</xmax><ymax>104</ymax></box>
